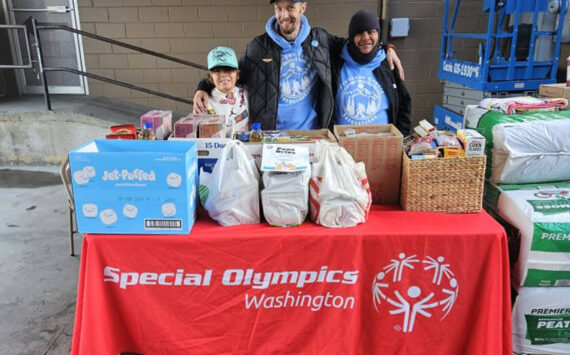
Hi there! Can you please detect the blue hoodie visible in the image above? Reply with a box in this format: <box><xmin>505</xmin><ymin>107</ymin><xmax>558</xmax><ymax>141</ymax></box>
<box><xmin>266</xmin><ymin>15</ymin><xmax>318</xmax><ymax>130</ymax></box>
<box><xmin>334</xmin><ymin>43</ymin><xmax>389</xmax><ymax>125</ymax></box>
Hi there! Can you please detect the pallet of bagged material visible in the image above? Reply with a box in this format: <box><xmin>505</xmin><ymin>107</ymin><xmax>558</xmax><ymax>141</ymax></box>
<box><xmin>485</xmin><ymin>182</ymin><xmax>570</xmax><ymax>288</ymax></box>
<box><xmin>512</xmin><ymin>287</ymin><xmax>570</xmax><ymax>355</ymax></box>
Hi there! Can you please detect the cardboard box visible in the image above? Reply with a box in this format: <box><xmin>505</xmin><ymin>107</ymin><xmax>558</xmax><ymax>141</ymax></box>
<box><xmin>171</xmin><ymin>137</ymin><xmax>231</xmax><ymax>173</ymax></box>
<box><xmin>244</xmin><ymin>129</ymin><xmax>337</xmax><ymax>168</ymax></box>
<box><xmin>172</xmin><ymin>129</ymin><xmax>337</xmax><ymax>174</ymax></box>
<box><xmin>69</xmin><ymin>140</ymin><xmax>198</xmax><ymax>234</ymax></box>
<box><xmin>539</xmin><ymin>83</ymin><xmax>570</xmax><ymax>99</ymax></box>
<box><xmin>334</xmin><ymin>124</ymin><xmax>403</xmax><ymax>205</ymax></box>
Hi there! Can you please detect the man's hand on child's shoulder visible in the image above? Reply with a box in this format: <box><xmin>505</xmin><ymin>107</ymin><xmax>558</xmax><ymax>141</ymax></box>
<box><xmin>193</xmin><ymin>90</ymin><xmax>210</xmax><ymax>114</ymax></box>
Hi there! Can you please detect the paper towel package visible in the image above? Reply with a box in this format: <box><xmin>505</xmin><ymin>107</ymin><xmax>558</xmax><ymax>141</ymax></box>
<box><xmin>485</xmin><ymin>182</ymin><xmax>570</xmax><ymax>288</ymax></box>
<box><xmin>69</xmin><ymin>140</ymin><xmax>198</xmax><ymax>234</ymax></box>
<box><xmin>512</xmin><ymin>287</ymin><xmax>570</xmax><ymax>354</ymax></box>
<box><xmin>491</xmin><ymin>119</ymin><xmax>570</xmax><ymax>183</ymax></box>
<box><xmin>467</xmin><ymin>110</ymin><xmax>570</xmax><ymax>184</ymax></box>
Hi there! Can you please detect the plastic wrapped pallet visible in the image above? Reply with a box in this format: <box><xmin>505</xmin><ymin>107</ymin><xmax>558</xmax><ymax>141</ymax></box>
<box><xmin>512</xmin><ymin>287</ymin><xmax>570</xmax><ymax>355</ymax></box>
<box><xmin>485</xmin><ymin>182</ymin><xmax>570</xmax><ymax>288</ymax></box>
<box><xmin>466</xmin><ymin>109</ymin><xmax>570</xmax><ymax>184</ymax></box>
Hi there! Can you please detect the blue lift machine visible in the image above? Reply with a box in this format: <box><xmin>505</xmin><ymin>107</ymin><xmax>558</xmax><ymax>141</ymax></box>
<box><xmin>438</xmin><ymin>0</ymin><xmax>568</xmax><ymax>92</ymax></box>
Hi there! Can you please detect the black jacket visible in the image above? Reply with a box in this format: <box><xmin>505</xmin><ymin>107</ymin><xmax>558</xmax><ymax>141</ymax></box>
<box><xmin>198</xmin><ymin>28</ymin><xmax>344</xmax><ymax>130</ymax></box>
<box><xmin>332</xmin><ymin>49</ymin><xmax>412</xmax><ymax>136</ymax></box>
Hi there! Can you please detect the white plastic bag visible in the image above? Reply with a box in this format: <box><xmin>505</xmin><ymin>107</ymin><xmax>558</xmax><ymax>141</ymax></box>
<box><xmin>261</xmin><ymin>170</ymin><xmax>310</xmax><ymax>227</ymax></box>
<box><xmin>309</xmin><ymin>141</ymin><xmax>371</xmax><ymax>227</ymax></box>
<box><xmin>199</xmin><ymin>140</ymin><xmax>260</xmax><ymax>226</ymax></box>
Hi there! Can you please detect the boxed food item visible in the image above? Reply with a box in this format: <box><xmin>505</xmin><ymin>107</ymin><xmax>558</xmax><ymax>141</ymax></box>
<box><xmin>334</xmin><ymin>124</ymin><xmax>403</xmax><ymax>205</ymax></box>
<box><xmin>107</xmin><ymin>124</ymin><xmax>137</xmax><ymax>140</ymax></box>
<box><xmin>69</xmin><ymin>140</ymin><xmax>198</xmax><ymax>234</ymax></box>
<box><xmin>173</xmin><ymin>115</ymin><xmax>197</xmax><ymax>138</ymax></box>
<box><xmin>400</xmin><ymin>152</ymin><xmax>486</xmax><ymax>213</ymax></box>
<box><xmin>456</xmin><ymin>129</ymin><xmax>485</xmax><ymax>157</ymax></box>
<box><xmin>140</xmin><ymin>110</ymin><xmax>173</xmax><ymax>140</ymax></box>
<box><xmin>199</xmin><ymin>115</ymin><xmax>226</xmax><ymax>138</ymax></box>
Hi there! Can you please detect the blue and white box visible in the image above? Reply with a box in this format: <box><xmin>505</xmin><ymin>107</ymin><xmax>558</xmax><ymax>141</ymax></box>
<box><xmin>69</xmin><ymin>140</ymin><xmax>198</xmax><ymax>234</ymax></box>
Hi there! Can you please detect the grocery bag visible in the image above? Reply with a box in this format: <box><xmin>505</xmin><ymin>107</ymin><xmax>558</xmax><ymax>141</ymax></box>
<box><xmin>261</xmin><ymin>170</ymin><xmax>311</xmax><ymax>227</ymax></box>
<box><xmin>199</xmin><ymin>140</ymin><xmax>260</xmax><ymax>226</ymax></box>
<box><xmin>309</xmin><ymin>141</ymin><xmax>371</xmax><ymax>227</ymax></box>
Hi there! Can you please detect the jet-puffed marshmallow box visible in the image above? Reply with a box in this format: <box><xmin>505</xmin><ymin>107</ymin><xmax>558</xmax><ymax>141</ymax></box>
<box><xmin>69</xmin><ymin>140</ymin><xmax>198</xmax><ymax>234</ymax></box>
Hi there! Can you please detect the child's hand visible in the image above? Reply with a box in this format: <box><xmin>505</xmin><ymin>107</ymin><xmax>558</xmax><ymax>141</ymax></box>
<box><xmin>193</xmin><ymin>90</ymin><xmax>210</xmax><ymax>114</ymax></box>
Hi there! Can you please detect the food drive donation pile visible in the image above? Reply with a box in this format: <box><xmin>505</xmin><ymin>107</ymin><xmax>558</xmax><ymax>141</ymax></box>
<box><xmin>68</xmin><ymin>110</ymin><xmax>383</xmax><ymax>232</ymax></box>
<box><xmin>69</xmin><ymin>106</ymin><xmax>499</xmax><ymax>234</ymax></box>
<box><xmin>397</xmin><ymin>119</ymin><xmax>487</xmax><ymax>213</ymax></box>
<box><xmin>467</xmin><ymin>103</ymin><xmax>570</xmax><ymax>354</ymax></box>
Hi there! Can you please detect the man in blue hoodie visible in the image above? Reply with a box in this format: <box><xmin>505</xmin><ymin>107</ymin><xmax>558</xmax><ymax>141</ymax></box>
<box><xmin>193</xmin><ymin>0</ymin><xmax>403</xmax><ymax>131</ymax></box>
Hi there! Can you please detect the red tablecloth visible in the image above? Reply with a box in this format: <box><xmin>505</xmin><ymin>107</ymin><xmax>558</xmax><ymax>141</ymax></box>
<box><xmin>71</xmin><ymin>206</ymin><xmax>512</xmax><ymax>355</ymax></box>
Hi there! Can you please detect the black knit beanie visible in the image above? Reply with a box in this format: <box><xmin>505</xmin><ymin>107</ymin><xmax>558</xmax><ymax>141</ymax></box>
<box><xmin>347</xmin><ymin>9</ymin><xmax>381</xmax><ymax>65</ymax></box>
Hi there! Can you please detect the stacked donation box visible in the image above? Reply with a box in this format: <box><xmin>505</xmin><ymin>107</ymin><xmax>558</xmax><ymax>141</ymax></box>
<box><xmin>470</xmin><ymin>109</ymin><xmax>570</xmax><ymax>354</ymax></box>
<box><xmin>69</xmin><ymin>140</ymin><xmax>198</xmax><ymax>235</ymax></box>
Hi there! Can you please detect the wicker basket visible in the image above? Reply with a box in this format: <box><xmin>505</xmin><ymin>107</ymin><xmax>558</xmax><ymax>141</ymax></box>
<box><xmin>400</xmin><ymin>152</ymin><xmax>486</xmax><ymax>213</ymax></box>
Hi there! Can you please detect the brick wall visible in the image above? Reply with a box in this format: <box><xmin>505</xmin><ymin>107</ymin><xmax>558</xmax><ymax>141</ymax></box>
<box><xmin>78</xmin><ymin>0</ymin><xmax>379</xmax><ymax>114</ymax></box>
<box><xmin>78</xmin><ymin>0</ymin><xmax>482</xmax><ymax>126</ymax></box>
<box><xmin>388</xmin><ymin>0</ymin><xmax>485</xmax><ymax>127</ymax></box>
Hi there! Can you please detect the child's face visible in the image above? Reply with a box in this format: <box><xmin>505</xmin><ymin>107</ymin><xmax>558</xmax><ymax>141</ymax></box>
<box><xmin>210</xmin><ymin>67</ymin><xmax>238</xmax><ymax>94</ymax></box>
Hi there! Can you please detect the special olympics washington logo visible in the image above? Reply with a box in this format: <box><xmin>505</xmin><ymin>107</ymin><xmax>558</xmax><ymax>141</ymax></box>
<box><xmin>372</xmin><ymin>253</ymin><xmax>459</xmax><ymax>333</ymax></box>
<box><xmin>279</xmin><ymin>53</ymin><xmax>316</xmax><ymax>104</ymax></box>
<box><xmin>339</xmin><ymin>75</ymin><xmax>383</xmax><ymax>124</ymax></box>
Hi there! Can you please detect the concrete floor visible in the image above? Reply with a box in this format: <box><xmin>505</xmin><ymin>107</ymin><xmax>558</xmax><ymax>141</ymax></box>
<box><xmin>0</xmin><ymin>165</ymin><xmax>80</xmax><ymax>355</ymax></box>
<box><xmin>0</xmin><ymin>94</ymin><xmax>167</xmax><ymax>354</ymax></box>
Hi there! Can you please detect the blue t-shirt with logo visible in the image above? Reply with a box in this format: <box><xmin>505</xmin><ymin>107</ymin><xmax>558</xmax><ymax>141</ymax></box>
<box><xmin>335</xmin><ymin>44</ymin><xmax>389</xmax><ymax>125</ymax></box>
<box><xmin>266</xmin><ymin>15</ymin><xmax>318</xmax><ymax>130</ymax></box>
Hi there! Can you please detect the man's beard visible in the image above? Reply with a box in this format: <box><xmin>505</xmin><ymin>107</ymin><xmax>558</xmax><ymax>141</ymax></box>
<box><xmin>279</xmin><ymin>21</ymin><xmax>296</xmax><ymax>35</ymax></box>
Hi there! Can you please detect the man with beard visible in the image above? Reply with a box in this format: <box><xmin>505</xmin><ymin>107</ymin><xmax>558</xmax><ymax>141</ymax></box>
<box><xmin>193</xmin><ymin>0</ymin><xmax>404</xmax><ymax>131</ymax></box>
<box><xmin>333</xmin><ymin>9</ymin><xmax>411</xmax><ymax>135</ymax></box>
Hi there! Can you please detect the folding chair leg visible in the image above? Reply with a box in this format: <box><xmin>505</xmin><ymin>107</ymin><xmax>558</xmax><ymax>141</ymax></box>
<box><xmin>69</xmin><ymin>206</ymin><xmax>75</xmax><ymax>257</ymax></box>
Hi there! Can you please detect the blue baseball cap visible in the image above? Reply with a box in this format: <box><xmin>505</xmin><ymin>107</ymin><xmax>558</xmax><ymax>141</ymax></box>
<box><xmin>207</xmin><ymin>46</ymin><xmax>238</xmax><ymax>70</ymax></box>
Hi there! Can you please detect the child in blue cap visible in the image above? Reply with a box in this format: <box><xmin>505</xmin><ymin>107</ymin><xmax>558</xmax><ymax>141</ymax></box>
<box><xmin>206</xmin><ymin>46</ymin><xmax>249</xmax><ymax>137</ymax></box>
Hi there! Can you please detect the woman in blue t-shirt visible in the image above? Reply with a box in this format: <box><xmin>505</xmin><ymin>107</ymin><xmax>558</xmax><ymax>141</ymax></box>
<box><xmin>333</xmin><ymin>9</ymin><xmax>411</xmax><ymax>135</ymax></box>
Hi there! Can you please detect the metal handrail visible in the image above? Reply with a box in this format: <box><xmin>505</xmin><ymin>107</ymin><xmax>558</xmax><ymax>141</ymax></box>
<box><xmin>37</xmin><ymin>24</ymin><xmax>207</xmax><ymax>70</ymax></box>
<box><xmin>26</xmin><ymin>17</ymin><xmax>207</xmax><ymax>110</ymax></box>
